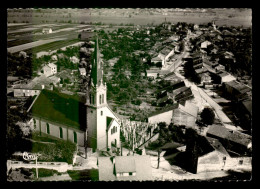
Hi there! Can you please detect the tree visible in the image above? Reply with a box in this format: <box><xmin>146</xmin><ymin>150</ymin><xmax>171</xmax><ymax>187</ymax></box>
<box><xmin>200</xmin><ymin>107</ymin><xmax>215</xmax><ymax>125</ymax></box>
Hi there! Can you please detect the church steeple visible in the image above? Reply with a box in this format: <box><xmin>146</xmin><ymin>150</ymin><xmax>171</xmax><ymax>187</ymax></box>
<box><xmin>91</xmin><ymin>36</ymin><xmax>103</xmax><ymax>87</ymax></box>
<box><xmin>86</xmin><ymin>36</ymin><xmax>107</xmax><ymax>107</ymax></box>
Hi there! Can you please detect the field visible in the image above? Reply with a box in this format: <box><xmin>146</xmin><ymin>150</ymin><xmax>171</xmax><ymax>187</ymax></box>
<box><xmin>7</xmin><ymin>8</ymin><xmax>252</xmax><ymax>27</ymax></box>
<box><xmin>28</xmin><ymin>39</ymin><xmax>80</xmax><ymax>54</ymax></box>
<box><xmin>7</xmin><ymin>8</ymin><xmax>251</xmax><ymax>56</ymax></box>
<box><xmin>7</xmin><ymin>38</ymin><xmax>67</xmax><ymax>53</ymax></box>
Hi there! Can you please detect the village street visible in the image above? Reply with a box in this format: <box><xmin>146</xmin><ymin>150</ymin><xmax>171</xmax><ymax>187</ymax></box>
<box><xmin>161</xmin><ymin>32</ymin><xmax>233</xmax><ymax>126</ymax></box>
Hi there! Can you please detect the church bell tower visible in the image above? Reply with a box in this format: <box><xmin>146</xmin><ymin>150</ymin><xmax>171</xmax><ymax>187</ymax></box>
<box><xmin>85</xmin><ymin>36</ymin><xmax>107</xmax><ymax>150</ymax></box>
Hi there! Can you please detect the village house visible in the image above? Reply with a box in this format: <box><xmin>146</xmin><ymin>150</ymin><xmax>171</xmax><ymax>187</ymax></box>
<box><xmin>42</xmin><ymin>28</ymin><xmax>52</xmax><ymax>34</ymax></box>
<box><xmin>151</xmin><ymin>56</ymin><xmax>163</xmax><ymax>65</ymax></box>
<box><xmin>98</xmin><ymin>155</ymin><xmax>153</xmax><ymax>181</ymax></box>
<box><xmin>222</xmin><ymin>80</ymin><xmax>251</xmax><ymax>100</ymax></box>
<box><xmin>158</xmin><ymin>47</ymin><xmax>175</xmax><ymax>67</ymax></box>
<box><xmin>217</xmin><ymin>71</ymin><xmax>236</xmax><ymax>84</ymax></box>
<box><xmin>146</xmin><ymin>69</ymin><xmax>170</xmax><ymax>79</ymax></box>
<box><xmin>172</xmin><ymin>101</ymin><xmax>199</xmax><ymax>128</ymax></box>
<box><xmin>27</xmin><ymin>38</ymin><xmax>121</xmax><ymax>153</ymax></box>
<box><xmin>200</xmin><ymin>40</ymin><xmax>212</xmax><ymax>49</ymax></box>
<box><xmin>170</xmin><ymin>86</ymin><xmax>194</xmax><ymax>103</ymax></box>
<box><xmin>148</xmin><ymin>101</ymin><xmax>199</xmax><ymax>127</ymax></box>
<box><xmin>79</xmin><ymin>68</ymin><xmax>86</xmax><ymax>76</ymax></box>
<box><xmin>206</xmin><ymin>125</ymin><xmax>252</xmax><ymax>156</ymax></box>
<box><xmin>42</xmin><ymin>63</ymin><xmax>57</xmax><ymax>77</ymax></box>
<box><xmin>185</xmin><ymin>134</ymin><xmax>252</xmax><ymax>174</ymax></box>
<box><xmin>13</xmin><ymin>75</ymin><xmax>54</xmax><ymax>97</ymax></box>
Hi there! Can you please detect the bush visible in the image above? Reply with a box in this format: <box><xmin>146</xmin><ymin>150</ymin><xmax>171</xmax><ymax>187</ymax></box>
<box><xmin>200</xmin><ymin>107</ymin><xmax>215</xmax><ymax>125</ymax></box>
<box><xmin>31</xmin><ymin>168</ymin><xmax>60</xmax><ymax>178</ymax></box>
<box><xmin>31</xmin><ymin>134</ymin><xmax>77</xmax><ymax>164</ymax></box>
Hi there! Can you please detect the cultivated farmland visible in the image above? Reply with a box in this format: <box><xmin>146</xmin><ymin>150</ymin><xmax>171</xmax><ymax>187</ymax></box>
<box><xmin>7</xmin><ymin>38</ymin><xmax>67</xmax><ymax>53</ymax></box>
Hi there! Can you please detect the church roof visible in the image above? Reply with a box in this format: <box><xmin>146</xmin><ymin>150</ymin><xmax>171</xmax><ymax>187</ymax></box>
<box><xmin>30</xmin><ymin>89</ymin><xmax>86</xmax><ymax>131</ymax></box>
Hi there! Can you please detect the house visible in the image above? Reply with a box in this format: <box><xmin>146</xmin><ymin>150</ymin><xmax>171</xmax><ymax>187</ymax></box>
<box><xmin>185</xmin><ymin>134</ymin><xmax>252</xmax><ymax>174</ymax></box>
<box><xmin>201</xmin><ymin>40</ymin><xmax>212</xmax><ymax>49</ymax></box>
<box><xmin>148</xmin><ymin>104</ymin><xmax>178</xmax><ymax>125</ymax></box>
<box><xmin>148</xmin><ymin>101</ymin><xmax>198</xmax><ymax>127</ymax></box>
<box><xmin>27</xmin><ymin>38</ymin><xmax>121</xmax><ymax>152</ymax></box>
<box><xmin>158</xmin><ymin>47</ymin><xmax>175</xmax><ymax>66</ymax></box>
<box><xmin>42</xmin><ymin>28</ymin><xmax>52</xmax><ymax>34</ymax></box>
<box><xmin>214</xmin><ymin>64</ymin><xmax>225</xmax><ymax>72</ymax></box>
<box><xmin>215</xmin><ymin>71</ymin><xmax>236</xmax><ymax>84</ymax></box>
<box><xmin>146</xmin><ymin>69</ymin><xmax>170</xmax><ymax>79</ymax></box>
<box><xmin>206</xmin><ymin>125</ymin><xmax>252</xmax><ymax>156</ymax></box>
<box><xmin>13</xmin><ymin>75</ymin><xmax>54</xmax><ymax>97</ymax></box>
<box><xmin>170</xmin><ymin>86</ymin><xmax>194</xmax><ymax>103</ymax></box>
<box><xmin>222</xmin><ymin>80</ymin><xmax>251</xmax><ymax>99</ymax></box>
<box><xmin>201</xmin><ymin>72</ymin><xmax>212</xmax><ymax>86</ymax></box>
<box><xmin>98</xmin><ymin>155</ymin><xmax>153</xmax><ymax>181</ymax></box>
<box><xmin>79</xmin><ymin>68</ymin><xmax>86</xmax><ymax>76</ymax></box>
<box><xmin>42</xmin><ymin>63</ymin><xmax>57</xmax><ymax>77</ymax></box>
<box><xmin>172</xmin><ymin>101</ymin><xmax>199</xmax><ymax>128</ymax></box>
<box><xmin>151</xmin><ymin>56</ymin><xmax>163</xmax><ymax>65</ymax></box>
<box><xmin>193</xmin><ymin>24</ymin><xmax>199</xmax><ymax>30</ymax></box>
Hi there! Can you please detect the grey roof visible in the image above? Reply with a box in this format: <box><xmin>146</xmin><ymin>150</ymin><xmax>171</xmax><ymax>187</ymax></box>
<box><xmin>205</xmin><ymin>137</ymin><xmax>229</xmax><ymax>156</ymax></box>
<box><xmin>115</xmin><ymin>156</ymin><xmax>136</xmax><ymax>173</ymax></box>
<box><xmin>206</xmin><ymin>125</ymin><xmax>252</xmax><ymax>147</ymax></box>
<box><xmin>148</xmin><ymin>104</ymin><xmax>179</xmax><ymax>118</ymax></box>
<box><xmin>98</xmin><ymin>155</ymin><xmax>153</xmax><ymax>181</ymax></box>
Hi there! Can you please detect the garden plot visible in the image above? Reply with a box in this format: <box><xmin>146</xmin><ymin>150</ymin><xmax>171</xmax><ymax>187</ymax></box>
<box><xmin>7</xmin><ymin>38</ymin><xmax>67</xmax><ymax>53</ymax></box>
<box><xmin>75</xmin><ymin>25</ymin><xmax>91</xmax><ymax>28</ymax></box>
<box><xmin>51</xmin><ymin>28</ymin><xmax>77</xmax><ymax>33</ymax></box>
<box><xmin>32</xmin><ymin>24</ymin><xmax>63</xmax><ymax>28</ymax></box>
<box><xmin>8</xmin><ymin>27</ymin><xmax>39</xmax><ymax>34</ymax></box>
<box><xmin>8</xmin><ymin>23</ymin><xmax>29</xmax><ymax>27</ymax></box>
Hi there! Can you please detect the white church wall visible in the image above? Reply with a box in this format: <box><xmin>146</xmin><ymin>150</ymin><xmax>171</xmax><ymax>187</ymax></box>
<box><xmin>32</xmin><ymin>117</ymin><xmax>85</xmax><ymax>147</ymax></box>
<box><xmin>108</xmin><ymin>119</ymin><xmax>120</xmax><ymax>149</ymax></box>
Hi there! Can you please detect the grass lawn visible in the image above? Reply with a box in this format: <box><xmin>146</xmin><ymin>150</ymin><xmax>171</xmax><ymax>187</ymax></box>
<box><xmin>67</xmin><ymin>169</ymin><xmax>99</xmax><ymax>181</ymax></box>
<box><xmin>30</xmin><ymin>132</ymin><xmax>77</xmax><ymax>164</ymax></box>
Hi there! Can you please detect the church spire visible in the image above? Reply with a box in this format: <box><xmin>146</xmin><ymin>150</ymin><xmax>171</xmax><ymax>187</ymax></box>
<box><xmin>91</xmin><ymin>36</ymin><xmax>103</xmax><ymax>87</ymax></box>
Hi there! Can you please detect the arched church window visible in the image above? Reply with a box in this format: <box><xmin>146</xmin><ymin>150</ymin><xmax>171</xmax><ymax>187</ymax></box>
<box><xmin>102</xmin><ymin>94</ymin><xmax>104</xmax><ymax>103</ymax></box>
<box><xmin>115</xmin><ymin>127</ymin><xmax>117</xmax><ymax>133</ymax></box>
<box><xmin>59</xmin><ymin>127</ymin><xmax>63</xmax><ymax>139</ymax></box>
<box><xmin>73</xmin><ymin>131</ymin><xmax>77</xmax><ymax>143</ymax></box>
<box><xmin>101</xmin><ymin>111</ymin><xmax>103</xmax><ymax>116</ymax></box>
<box><xmin>99</xmin><ymin>94</ymin><xmax>102</xmax><ymax>105</ymax></box>
<box><xmin>46</xmin><ymin>123</ymin><xmax>50</xmax><ymax>134</ymax></box>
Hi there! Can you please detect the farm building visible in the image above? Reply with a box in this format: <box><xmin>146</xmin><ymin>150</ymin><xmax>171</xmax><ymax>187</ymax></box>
<box><xmin>42</xmin><ymin>28</ymin><xmax>52</xmax><ymax>34</ymax></box>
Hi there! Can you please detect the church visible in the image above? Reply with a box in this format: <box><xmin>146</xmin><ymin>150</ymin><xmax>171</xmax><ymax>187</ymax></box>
<box><xmin>27</xmin><ymin>37</ymin><xmax>120</xmax><ymax>152</ymax></box>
